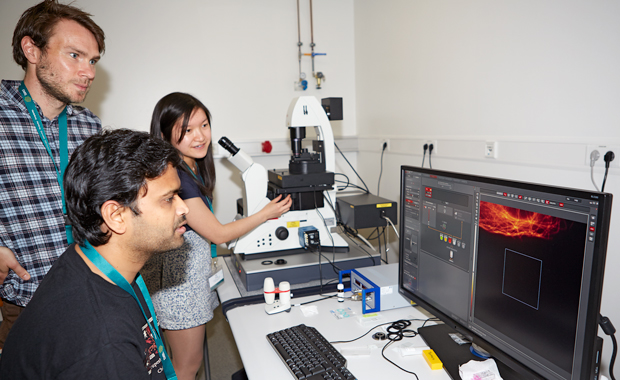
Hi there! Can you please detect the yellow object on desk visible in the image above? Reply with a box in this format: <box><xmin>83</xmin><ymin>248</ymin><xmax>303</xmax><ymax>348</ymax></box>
<box><xmin>423</xmin><ymin>349</ymin><xmax>443</xmax><ymax>370</ymax></box>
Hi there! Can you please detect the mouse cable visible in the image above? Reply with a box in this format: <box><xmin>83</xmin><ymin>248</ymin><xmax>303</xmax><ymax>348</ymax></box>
<box><xmin>334</xmin><ymin>142</ymin><xmax>370</xmax><ymax>194</ymax></box>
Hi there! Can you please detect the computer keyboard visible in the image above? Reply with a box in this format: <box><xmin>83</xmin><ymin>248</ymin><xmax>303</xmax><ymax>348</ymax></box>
<box><xmin>267</xmin><ymin>324</ymin><xmax>357</xmax><ymax>380</ymax></box>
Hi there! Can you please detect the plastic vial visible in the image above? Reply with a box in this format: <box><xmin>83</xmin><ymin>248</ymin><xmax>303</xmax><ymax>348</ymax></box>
<box><xmin>337</xmin><ymin>283</ymin><xmax>344</xmax><ymax>302</ymax></box>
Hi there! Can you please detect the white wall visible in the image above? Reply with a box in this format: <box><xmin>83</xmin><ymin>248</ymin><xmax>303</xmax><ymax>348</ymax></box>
<box><xmin>0</xmin><ymin>0</ymin><xmax>358</xmax><ymax>221</ymax></box>
<box><xmin>354</xmin><ymin>0</ymin><xmax>619</xmax><ymax>377</ymax></box>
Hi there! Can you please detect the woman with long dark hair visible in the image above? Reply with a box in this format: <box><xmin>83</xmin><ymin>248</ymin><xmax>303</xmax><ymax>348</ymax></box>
<box><xmin>142</xmin><ymin>92</ymin><xmax>291</xmax><ymax>380</ymax></box>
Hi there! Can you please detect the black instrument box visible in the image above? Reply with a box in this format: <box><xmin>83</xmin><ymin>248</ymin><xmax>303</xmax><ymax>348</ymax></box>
<box><xmin>337</xmin><ymin>193</ymin><xmax>397</xmax><ymax>229</ymax></box>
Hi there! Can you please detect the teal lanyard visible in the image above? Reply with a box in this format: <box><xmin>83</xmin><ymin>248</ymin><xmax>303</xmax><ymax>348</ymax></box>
<box><xmin>19</xmin><ymin>82</ymin><xmax>73</xmax><ymax>244</ymax></box>
<box><xmin>80</xmin><ymin>241</ymin><xmax>177</xmax><ymax>380</ymax></box>
<box><xmin>182</xmin><ymin>162</ymin><xmax>217</xmax><ymax>258</ymax></box>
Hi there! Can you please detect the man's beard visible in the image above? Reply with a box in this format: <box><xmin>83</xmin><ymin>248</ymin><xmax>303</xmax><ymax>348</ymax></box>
<box><xmin>36</xmin><ymin>60</ymin><xmax>89</xmax><ymax>105</ymax></box>
<box><xmin>132</xmin><ymin>215</ymin><xmax>188</xmax><ymax>263</ymax></box>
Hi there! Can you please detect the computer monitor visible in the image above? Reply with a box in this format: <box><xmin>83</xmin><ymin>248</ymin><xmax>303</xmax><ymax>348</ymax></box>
<box><xmin>398</xmin><ymin>166</ymin><xmax>612</xmax><ymax>380</ymax></box>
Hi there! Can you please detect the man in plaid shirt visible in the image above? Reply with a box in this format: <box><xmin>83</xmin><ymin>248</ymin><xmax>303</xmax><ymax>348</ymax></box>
<box><xmin>0</xmin><ymin>0</ymin><xmax>105</xmax><ymax>348</ymax></box>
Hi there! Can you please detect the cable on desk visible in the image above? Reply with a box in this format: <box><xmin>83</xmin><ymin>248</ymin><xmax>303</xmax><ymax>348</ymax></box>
<box><xmin>381</xmin><ymin>320</ymin><xmax>420</xmax><ymax>380</ymax></box>
<box><xmin>329</xmin><ymin>317</ymin><xmax>437</xmax><ymax>344</ymax></box>
<box><xmin>292</xmin><ymin>294</ymin><xmax>341</xmax><ymax>307</ymax></box>
<box><xmin>329</xmin><ymin>317</ymin><xmax>441</xmax><ymax>378</ymax></box>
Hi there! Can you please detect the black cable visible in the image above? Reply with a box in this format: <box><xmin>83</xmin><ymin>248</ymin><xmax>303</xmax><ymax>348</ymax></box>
<box><xmin>421</xmin><ymin>144</ymin><xmax>428</xmax><ymax>168</ymax></box>
<box><xmin>324</xmin><ymin>192</ymin><xmax>375</xmax><ymax>266</ymax></box>
<box><xmin>317</xmin><ymin>192</ymin><xmax>338</xmax><ymax>273</ymax></box>
<box><xmin>377</xmin><ymin>227</ymin><xmax>387</xmax><ymax>264</ymax></box>
<box><xmin>378</xmin><ymin>142</ymin><xmax>387</xmax><ymax>196</ymax></box>
<box><xmin>601</xmin><ymin>151</ymin><xmax>615</xmax><ymax>192</ymax></box>
<box><xmin>335</xmin><ymin>142</ymin><xmax>370</xmax><ymax>193</ymax></box>
<box><xmin>330</xmin><ymin>317</ymin><xmax>440</xmax><ymax>377</ymax></box>
<box><xmin>381</xmin><ymin>226</ymin><xmax>388</xmax><ymax>264</ymax></box>
<box><xmin>336</xmin><ymin>180</ymin><xmax>367</xmax><ymax>192</ymax></box>
<box><xmin>294</xmin><ymin>294</ymin><xmax>338</xmax><ymax>306</ymax></box>
<box><xmin>611</xmin><ymin>335</ymin><xmax>618</xmax><ymax>380</ymax></box>
<box><xmin>317</xmin><ymin>243</ymin><xmax>323</xmax><ymax>294</ymax></box>
<box><xmin>334</xmin><ymin>173</ymin><xmax>351</xmax><ymax>191</ymax></box>
<box><xmin>311</xmin><ymin>220</ymin><xmax>341</xmax><ymax>275</ymax></box>
<box><xmin>381</xmin><ymin>320</ymin><xmax>420</xmax><ymax>380</ymax></box>
<box><xmin>340</xmin><ymin>227</ymin><xmax>377</xmax><ymax>266</ymax></box>
<box><xmin>329</xmin><ymin>317</ymin><xmax>438</xmax><ymax>345</ymax></box>
<box><xmin>600</xmin><ymin>314</ymin><xmax>617</xmax><ymax>380</ymax></box>
<box><xmin>429</xmin><ymin>143</ymin><xmax>434</xmax><ymax>169</ymax></box>
<box><xmin>602</xmin><ymin>167</ymin><xmax>610</xmax><ymax>192</ymax></box>
<box><xmin>367</xmin><ymin>227</ymin><xmax>386</xmax><ymax>241</ymax></box>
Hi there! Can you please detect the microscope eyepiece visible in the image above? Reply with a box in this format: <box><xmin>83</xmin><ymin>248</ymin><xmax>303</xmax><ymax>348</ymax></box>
<box><xmin>218</xmin><ymin>136</ymin><xmax>239</xmax><ymax>155</ymax></box>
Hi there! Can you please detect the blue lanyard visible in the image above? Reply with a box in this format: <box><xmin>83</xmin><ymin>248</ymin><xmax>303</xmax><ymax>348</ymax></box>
<box><xmin>182</xmin><ymin>162</ymin><xmax>217</xmax><ymax>258</ymax></box>
<box><xmin>80</xmin><ymin>241</ymin><xmax>177</xmax><ymax>379</ymax></box>
<box><xmin>19</xmin><ymin>82</ymin><xmax>73</xmax><ymax>244</ymax></box>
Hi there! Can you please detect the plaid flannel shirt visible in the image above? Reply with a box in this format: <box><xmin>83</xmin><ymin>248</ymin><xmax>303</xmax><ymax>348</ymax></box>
<box><xmin>0</xmin><ymin>79</ymin><xmax>101</xmax><ymax>306</ymax></box>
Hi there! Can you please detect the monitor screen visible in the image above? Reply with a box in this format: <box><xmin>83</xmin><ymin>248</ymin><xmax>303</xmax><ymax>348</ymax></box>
<box><xmin>398</xmin><ymin>166</ymin><xmax>612</xmax><ymax>380</ymax></box>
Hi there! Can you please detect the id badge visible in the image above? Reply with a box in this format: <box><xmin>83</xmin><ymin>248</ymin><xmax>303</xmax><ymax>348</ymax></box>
<box><xmin>209</xmin><ymin>257</ymin><xmax>224</xmax><ymax>291</ymax></box>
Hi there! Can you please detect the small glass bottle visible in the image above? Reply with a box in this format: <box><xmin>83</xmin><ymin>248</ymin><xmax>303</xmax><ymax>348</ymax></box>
<box><xmin>337</xmin><ymin>283</ymin><xmax>344</xmax><ymax>302</ymax></box>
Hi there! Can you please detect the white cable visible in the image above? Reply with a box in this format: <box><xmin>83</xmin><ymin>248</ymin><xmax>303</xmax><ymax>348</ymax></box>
<box><xmin>591</xmin><ymin>167</ymin><xmax>600</xmax><ymax>192</ymax></box>
<box><xmin>355</xmin><ymin>233</ymin><xmax>376</xmax><ymax>251</ymax></box>
<box><xmin>590</xmin><ymin>150</ymin><xmax>601</xmax><ymax>192</ymax></box>
<box><xmin>383</xmin><ymin>216</ymin><xmax>400</xmax><ymax>238</ymax></box>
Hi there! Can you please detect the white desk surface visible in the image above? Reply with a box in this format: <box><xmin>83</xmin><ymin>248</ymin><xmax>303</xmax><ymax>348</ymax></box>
<box><xmin>224</xmin><ymin>291</ymin><xmax>451</xmax><ymax>380</ymax></box>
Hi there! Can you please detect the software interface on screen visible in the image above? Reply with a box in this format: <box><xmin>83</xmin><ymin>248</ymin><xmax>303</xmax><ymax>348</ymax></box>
<box><xmin>400</xmin><ymin>169</ymin><xmax>604</xmax><ymax>379</ymax></box>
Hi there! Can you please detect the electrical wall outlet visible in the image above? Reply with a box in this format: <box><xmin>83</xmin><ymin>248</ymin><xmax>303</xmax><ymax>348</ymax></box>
<box><xmin>426</xmin><ymin>140</ymin><xmax>438</xmax><ymax>155</ymax></box>
<box><xmin>381</xmin><ymin>139</ymin><xmax>390</xmax><ymax>151</ymax></box>
<box><xmin>485</xmin><ymin>141</ymin><xmax>497</xmax><ymax>158</ymax></box>
<box><xmin>586</xmin><ymin>145</ymin><xmax>619</xmax><ymax>168</ymax></box>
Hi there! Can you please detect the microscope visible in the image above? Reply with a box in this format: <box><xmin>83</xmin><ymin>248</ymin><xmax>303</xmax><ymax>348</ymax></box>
<box><xmin>218</xmin><ymin>96</ymin><xmax>348</xmax><ymax>259</ymax></box>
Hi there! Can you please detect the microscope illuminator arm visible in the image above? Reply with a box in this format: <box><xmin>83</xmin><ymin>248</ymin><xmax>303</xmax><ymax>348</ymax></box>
<box><xmin>218</xmin><ymin>137</ymin><xmax>270</xmax><ymax>217</ymax></box>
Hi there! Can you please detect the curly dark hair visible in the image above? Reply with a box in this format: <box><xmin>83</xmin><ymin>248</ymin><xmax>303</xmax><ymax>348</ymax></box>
<box><xmin>12</xmin><ymin>0</ymin><xmax>105</xmax><ymax>70</ymax></box>
<box><xmin>64</xmin><ymin>129</ymin><xmax>182</xmax><ymax>247</ymax></box>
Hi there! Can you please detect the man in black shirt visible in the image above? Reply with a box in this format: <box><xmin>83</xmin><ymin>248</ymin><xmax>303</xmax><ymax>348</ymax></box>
<box><xmin>0</xmin><ymin>129</ymin><xmax>189</xmax><ymax>379</ymax></box>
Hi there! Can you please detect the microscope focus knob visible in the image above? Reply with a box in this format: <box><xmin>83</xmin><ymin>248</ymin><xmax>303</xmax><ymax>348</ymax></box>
<box><xmin>275</xmin><ymin>227</ymin><xmax>289</xmax><ymax>240</ymax></box>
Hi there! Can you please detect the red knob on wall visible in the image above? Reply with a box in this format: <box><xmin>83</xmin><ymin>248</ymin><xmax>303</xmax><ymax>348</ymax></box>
<box><xmin>262</xmin><ymin>140</ymin><xmax>273</xmax><ymax>154</ymax></box>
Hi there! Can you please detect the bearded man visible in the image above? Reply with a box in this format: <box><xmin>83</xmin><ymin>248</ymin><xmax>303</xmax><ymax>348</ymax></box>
<box><xmin>0</xmin><ymin>0</ymin><xmax>105</xmax><ymax>349</ymax></box>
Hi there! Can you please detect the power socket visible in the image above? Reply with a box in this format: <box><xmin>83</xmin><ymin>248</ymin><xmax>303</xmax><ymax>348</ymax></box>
<box><xmin>381</xmin><ymin>139</ymin><xmax>390</xmax><ymax>151</ymax></box>
<box><xmin>586</xmin><ymin>145</ymin><xmax>620</xmax><ymax>168</ymax></box>
<box><xmin>485</xmin><ymin>141</ymin><xmax>498</xmax><ymax>159</ymax></box>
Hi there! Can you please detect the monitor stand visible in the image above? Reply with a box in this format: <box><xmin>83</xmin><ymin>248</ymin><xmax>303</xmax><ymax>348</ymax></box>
<box><xmin>418</xmin><ymin>324</ymin><xmax>532</xmax><ymax>380</ymax></box>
